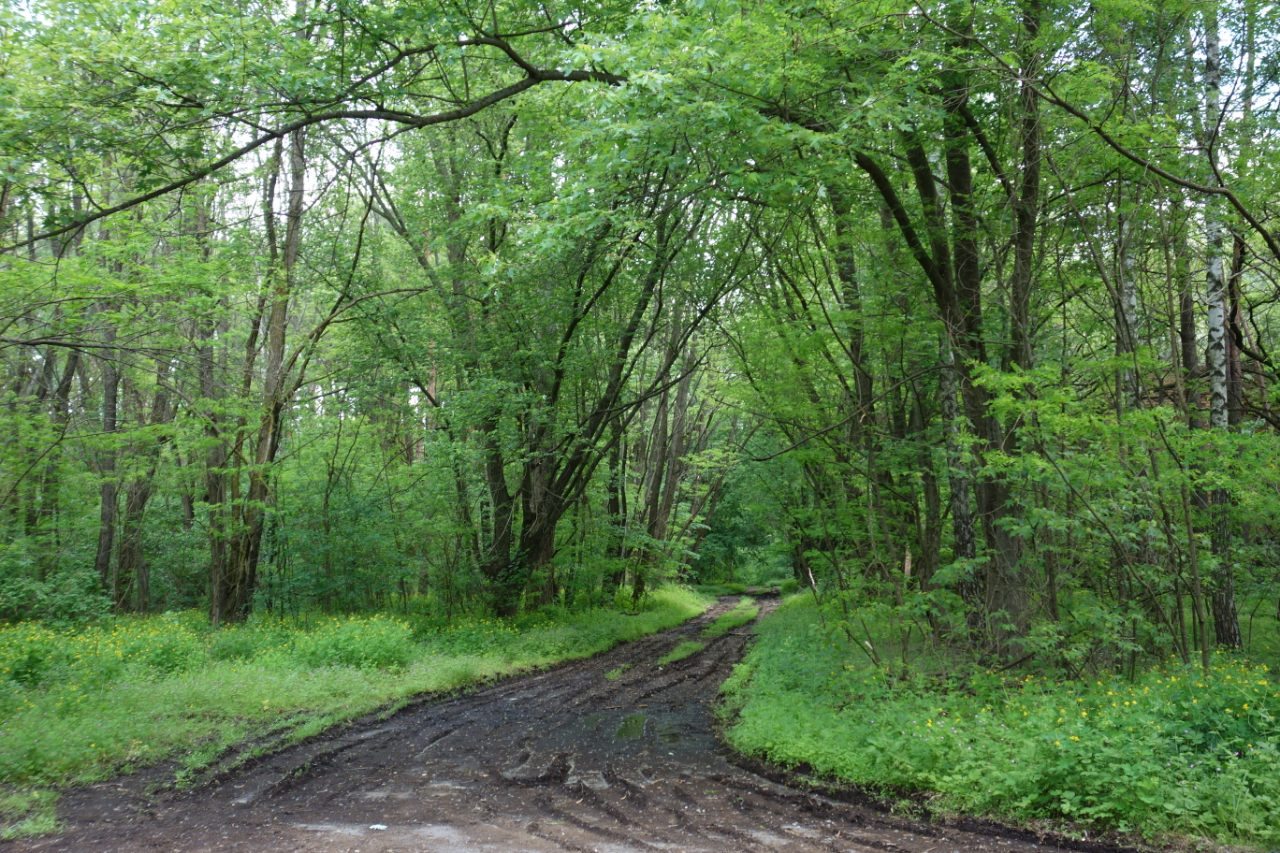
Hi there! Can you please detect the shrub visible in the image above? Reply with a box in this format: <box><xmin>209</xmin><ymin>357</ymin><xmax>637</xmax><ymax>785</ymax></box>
<box><xmin>0</xmin><ymin>571</ymin><xmax>110</xmax><ymax>626</ymax></box>
<box><xmin>209</xmin><ymin>629</ymin><xmax>265</xmax><ymax>662</ymax></box>
<box><xmin>9</xmin><ymin>648</ymin><xmax>48</xmax><ymax>687</ymax></box>
<box><xmin>118</xmin><ymin>615</ymin><xmax>207</xmax><ymax>675</ymax></box>
<box><xmin>291</xmin><ymin>616</ymin><xmax>415</xmax><ymax>670</ymax></box>
<box><xmin>0</xmin><ymin>626</ymin><xmax>61</xmax><ymax>688</ymax></box>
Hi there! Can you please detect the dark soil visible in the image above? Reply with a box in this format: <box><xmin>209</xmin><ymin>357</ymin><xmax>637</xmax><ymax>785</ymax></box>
<box><xmin>10</xmin><ymin>599</ymin><xmax>1141</xmax><ymax>853</ymax></box>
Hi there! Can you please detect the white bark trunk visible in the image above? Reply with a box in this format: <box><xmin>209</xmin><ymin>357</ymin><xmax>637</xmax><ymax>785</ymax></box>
<box><xmin>1204</xmin><ymin>8</ymin><xmax>1228</xmax><ymax>430</ymax></box>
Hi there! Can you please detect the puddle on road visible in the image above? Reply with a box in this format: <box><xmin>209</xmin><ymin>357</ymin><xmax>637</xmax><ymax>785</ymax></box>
<box><xmin>615</xmin><ymin>714</ymin><xmax>647</xmax><ymax>740</ymax></box>
<box><xmin>571</xmin><ymin>708</ymin><xmax>706</xmax><ymax>754</ymax></box>
<box><xmin>497</xmin><ymin>705</ymin><xmax>718</xmax><ymax>785</ymax></box>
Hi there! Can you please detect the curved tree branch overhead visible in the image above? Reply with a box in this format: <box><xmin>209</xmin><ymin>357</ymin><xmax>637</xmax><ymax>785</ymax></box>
<box><xmin>3</xmin><ymin>3</ymin><xmax>623</xmax><ymax>251</ymax></box>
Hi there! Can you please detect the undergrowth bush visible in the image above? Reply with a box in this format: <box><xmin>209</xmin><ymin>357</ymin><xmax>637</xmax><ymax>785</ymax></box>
<box><xmin>209</xmin><ymin>629</ymin><xmax>267</xmax><ymax>662</ymax></box>
<box><xmin>0</xmin><ymin>568</ymin><xmax>111</xmax><ymax>627</ymax></box>
<box><xmin>722</xmin><ymin>594</ymin><xmax>1280</xmax><ymax>847</ymax></box>
<box><xmin>290</xmin><ymin>616</ymin><xmax>414</xmax><ymax>670</ymax></box>
<box><xmin>117</xmin><ymin>614</ymin><xmax>208</xmax><ymax>675</ymax></box>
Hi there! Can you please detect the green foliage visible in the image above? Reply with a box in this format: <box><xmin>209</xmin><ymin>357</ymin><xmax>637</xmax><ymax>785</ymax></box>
<box><xmin>723</xmin><ymin>597</ymin><xmax>1280</xmax><ymax>846</ymax></box>
<box><xmin>691</xmin><ymin>486</ymin><xmax>772</xmax><ymax>582</ymax></box>
<box><xmin>288</xmin><ymin>616</ymin><xmax>415</xmax><ymax>670</ymax></box>
<box><xmin>208</xmin><ymin>628</ymin><xmax>271</xmax><ymax>663</ymax></box>
<box><xmin>7</xmin><ymin>648</ymin><xmax>48</xmax><ymax>689</ymax></box>
<box><xmin>605</xmin><ymin>664</ymin><xmax>632</xmax><ymax>679</ymax></box>
<box><xmin>657</xmin><ymin>641</ymin><xmax>706</xmax><ymax>665</ymax></box>
<box><xmin>117</xmin><ymin>614</ymin><xmax>209</xmax><ymax>675</ymax></box>
<box><xmin>0</xmin><ymin>567</ymin><xmax>110</xmax><ymax>627</ymax></box>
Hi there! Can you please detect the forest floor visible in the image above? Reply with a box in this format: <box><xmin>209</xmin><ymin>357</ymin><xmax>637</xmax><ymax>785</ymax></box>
<box><xmin>7</xmin><ymin>598</ymin><xmax>1140</xmax><ymax>853</ymax></box>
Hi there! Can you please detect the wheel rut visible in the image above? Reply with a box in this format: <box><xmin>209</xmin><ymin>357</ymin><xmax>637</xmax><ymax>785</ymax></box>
<box><xmin>14</xmin><ymin>599</ymin><xmax>1133</xmax><ymax>853</ymax></box>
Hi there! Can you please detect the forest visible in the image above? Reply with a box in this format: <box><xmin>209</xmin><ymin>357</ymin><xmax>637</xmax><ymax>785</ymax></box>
<box><xmin>2</xmin><ymin>0</ymin><xmax>1280</xmax><ymax>845</ymax></box>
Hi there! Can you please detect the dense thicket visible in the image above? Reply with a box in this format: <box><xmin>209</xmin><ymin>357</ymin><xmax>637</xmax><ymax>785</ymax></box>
<box><xmin>2</xmin><ymin>0</ymin><xmax>1278</xmax><ymax>670</ymax></box>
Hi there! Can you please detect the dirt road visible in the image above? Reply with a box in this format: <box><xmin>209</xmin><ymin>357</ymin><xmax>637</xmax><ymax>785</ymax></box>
<box><xmin>14</xmin><ymin>599</ymin><xmax>1105</xmax><ymax>853</ymax></box>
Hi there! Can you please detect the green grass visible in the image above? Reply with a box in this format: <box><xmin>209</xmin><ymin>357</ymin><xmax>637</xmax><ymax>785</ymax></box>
<box><xmin>0</xmin><ymin>789</ymin><xmax>57</xmax><ymax>840</ymax></box>
<box><xmin>0</xmin><ymin>586</ymin><xmax>712</xmax><ymax>839</ymax></box>
<box><xmin>721</xmin><ymin>594</ymin><xmax>1280</xmax><ymax>848</ymax></box>
<box><xmin>656</xmin><ymin>641</ymin><xmax>706</xmax><ymax>665</ymax></box>
<box><xmin>604</xmin><ymin>664</ymin><xmax>633</xmax><ymax>680</ymax></box>
<box><xmin>702</xmin><ymin>597</ymin><xmax>759</xmax><ymax>637</ymax></box>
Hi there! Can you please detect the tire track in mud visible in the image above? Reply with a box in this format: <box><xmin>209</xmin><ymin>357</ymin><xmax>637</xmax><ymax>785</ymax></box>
<box><xmin>15</xmin><ymin>599</ymin><xmax>1132</xmax><ymax>853</ymax></box>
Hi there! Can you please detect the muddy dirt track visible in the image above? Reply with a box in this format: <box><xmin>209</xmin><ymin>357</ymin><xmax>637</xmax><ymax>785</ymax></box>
<box><xmin>13</xmin><ymin>599</ymin><xmax>1121</xmax><ymax>853</ymax></box>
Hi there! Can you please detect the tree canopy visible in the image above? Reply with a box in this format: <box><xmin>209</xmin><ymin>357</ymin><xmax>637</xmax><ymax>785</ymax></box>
<box><xmin>2</xmin><ymin>0</ymin><xmax>1279</xmax><ymax>674</ymax></box>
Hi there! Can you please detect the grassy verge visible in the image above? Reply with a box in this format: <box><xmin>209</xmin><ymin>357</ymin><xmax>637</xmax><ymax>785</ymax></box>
<box><xmin>702</xmin><ymin>596</ymin><xmax>759</xmax><ymax>637</ymax></box>
<box><xmin>0</xmin><ymin>586</ymin><xmax>712</xmax><ymax>838</ymax></box>
<box><xmin>720</xmin><ymin>594</ymin><xmax>1280</xmax><ymax>848</ymax></box>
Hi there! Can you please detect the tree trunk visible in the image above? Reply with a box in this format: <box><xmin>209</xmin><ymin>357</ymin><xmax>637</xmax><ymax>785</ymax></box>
<box><xmin>1010</xmin><ymin>0</ymin><xmax>1041</xmax><ymax>373</ymax></box>
<box><xmin>1202</xmin><ymin>5</ymin><xmax>1241</xmax><ymax>648</ymax></box>
<box><xmin>94</xmin><ymin>323</ymin><xmax>119</xmax><ymax>592</ymax></box>
<box><xmin>115</xmin><ymin>363</ymin><xmax>171</xmax><ymax>613</ymax></box>
<box><xmin>38</xmin><ymin>350</ymin><xmax>80</xmax><ymax>582</ymax></box>
<box><xmin>479</xmin><ymin>416</ymin><xmax>518</xmax><ymax>612</ymax></box>
<box><xmin>828</xmin><ymin>187</ymin><xmax>874</xmax><ymax>416</ymax></box>
<box><xmin>606</xmin><ymin>421</ymin><xmax>626</xmax><ymax>588</ymax></box>
<box><xmin>1116</xmin><ymin>204</ymin><xmax>1141</xmax><ymax>411</ymax></box>
<box><xmin>1227</xmin><ymin>234</ymin><xmax>1246</xmax><ymax>428</ymax></box>
<box><xmin>214</xmin><ymin>127</ymin><xmax>305</xmax><ymax>623</ymax></box>
<box><xmin>117</xmin><ymin>478</ymin><xmax>153</xmax><ymax>612</ymax></box>
<box><xmin>643</xmin><ymin>388</ymin><xmax>670</xmax><ymax>554</ymax></box>
<box><xmin>940</xmin><ymin>341</ymin><xmax>981</xmax><ymax>619</ymax></box>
